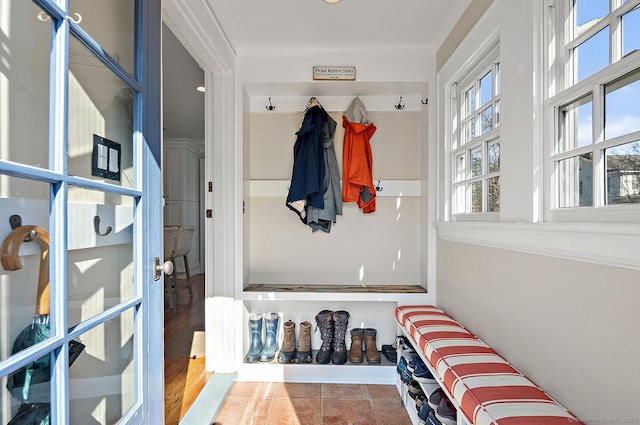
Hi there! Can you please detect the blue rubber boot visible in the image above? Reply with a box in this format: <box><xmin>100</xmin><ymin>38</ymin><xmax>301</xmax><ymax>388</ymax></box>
<box><xmin>259</xmin><ymin>312</ymin><xmax>279</xmax><ymax>362</ymax></box>
<box><xmin>244</xmin><ymin>313</ymin><xmax>263</xmax><ymax>363</ymax></box>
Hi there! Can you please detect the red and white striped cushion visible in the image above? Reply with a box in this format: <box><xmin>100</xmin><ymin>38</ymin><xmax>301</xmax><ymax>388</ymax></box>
<box><xmin>395</xmin><ymin>305</ymin><xmax>583</xmax><ymax>425</ymax></box>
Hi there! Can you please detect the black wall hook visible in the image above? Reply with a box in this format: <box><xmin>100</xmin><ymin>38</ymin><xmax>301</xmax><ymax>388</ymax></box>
<box><xmin>94</xmin><ymin>215</ymin><xmax>112</xmax><ymax>236</ymax></box>
<box><xmin>375</xmin><ymin>180</ymin><xmax>384</xmax><ymax>192</ymax></box>
<box><xmin>9</xmin><ymin>214</ymin><xmax>36</xmax><ymax>242</ymax></box>
<box><xmin>421</xmin><ymin>97</ymin><xmax>429</xmax><ymax>105</ymax></box>
<box><xmin>395</xmin><ymin>96</ymin><xmax>405</xmax><ymax>110</ymax></box>
<box><xmin>266</xmin><ymin>97</ymin><xmax>276</xmax><ymax>111</ymax></box>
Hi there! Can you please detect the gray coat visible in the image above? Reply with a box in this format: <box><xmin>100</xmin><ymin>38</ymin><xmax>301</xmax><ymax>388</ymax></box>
<box><xmin>307</xmin><ymin>113</ymin><xmax>342</xmax><ymax>232</ymax></box>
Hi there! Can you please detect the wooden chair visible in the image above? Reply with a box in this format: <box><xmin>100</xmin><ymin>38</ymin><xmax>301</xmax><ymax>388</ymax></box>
<box><xmin>173</xmin><ymin>226</ymin><xmax>195</xmax><ymax>299</ymax></box>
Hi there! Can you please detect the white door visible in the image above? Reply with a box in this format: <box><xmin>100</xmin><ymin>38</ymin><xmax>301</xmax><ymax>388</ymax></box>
<box><xmin>0</xmin><ymin>0</ymin><xmax>163</xmax><ymax>423</ymax></box>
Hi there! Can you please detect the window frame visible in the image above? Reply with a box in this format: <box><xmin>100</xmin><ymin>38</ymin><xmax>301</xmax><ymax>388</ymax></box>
<box><xmin>449</xmin><ymin>44</ymin><xmax>501</xmax><ymax>220</ymax></box>
<box><xmin>545</xmin><ymin>0</ymin><xmax>640</xmax><ymax>222</ymax></box>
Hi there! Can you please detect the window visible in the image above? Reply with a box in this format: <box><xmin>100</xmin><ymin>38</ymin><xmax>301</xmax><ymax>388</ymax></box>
<box><xmin>548</xmin><ymin>0</ymin><xmax>640</xmax><ymax>218</ymax></box>
<box><xmin>450</xmin><ymin>49</ymin><xmax>500</xmax><ymax>217</ymax></box>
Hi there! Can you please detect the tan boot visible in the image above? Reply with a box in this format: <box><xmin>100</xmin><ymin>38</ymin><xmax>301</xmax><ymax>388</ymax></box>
<box><xmin>296</xmin><ymin>321</ymin><xmax>312</xmax><ymax>363</ymax></box>
<box><xmin>348</xmin><ymin>328</ymin><xmax>364</xmax><ymax>363</ymax></box>
<box><xmin>363</xmin><ymin>328</ymin><xmax>381</xmax><ymax>364</ymax></box>
<box><xmin>277</xmin><ymin>320</ymin><xmax>296</xmax><ymax>364</ymax></box>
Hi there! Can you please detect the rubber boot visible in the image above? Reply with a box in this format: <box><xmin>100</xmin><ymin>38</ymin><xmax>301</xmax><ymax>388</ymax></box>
<box><xmin>348</xmin><ymin>328</ymin><xmax>364</xmax><ymax>363</ymax></box>
<box><xmin>295</xmin><ymin>321</ymin><xmax>313</xmax><ymax>363</ymax></box>
<box><xmin>277</xmin><ymin>320</ymin><xmax>296</xmax><ymax>364</ymax></box>
<box><xmin>315</xmin><ymin>310</ymin><xmax>334</xmax><ymax>364</ymax></box>
<box><xmin>259</xmin><ymin>312</ymin><xmax>279</xmax><ymax>362</ymax></box>
<box><xmin>331</xmin><ymin>310</ymin><xmax>350</xmax><ymax>365</ymax></box>
<box><xmin>364</xmin><ymin>328</ymin><xmax>381</xmax><ymax>364</ymax></box>
<box><xmin>244</xmin><ymin>313</ymin><xmax>263</xmax><ymax>363</ymax></box>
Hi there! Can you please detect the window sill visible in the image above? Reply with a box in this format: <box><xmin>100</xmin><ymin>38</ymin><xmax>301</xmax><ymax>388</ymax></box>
<box><xmin>435</xmin><ymin>221</ymin><xmax>640</xmax><ymax>271</ymax></box>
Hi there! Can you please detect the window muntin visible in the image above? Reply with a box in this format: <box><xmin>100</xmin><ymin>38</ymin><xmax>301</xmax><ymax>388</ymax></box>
<box><xmin>549</xmin><ymin>0</ymin><xmax>640</xmax><ymax>215</ymax></box>
<box><xmin>451</xmin><ymin>58</ymin><xmax>501</xmax><ymax>216</ymax></box>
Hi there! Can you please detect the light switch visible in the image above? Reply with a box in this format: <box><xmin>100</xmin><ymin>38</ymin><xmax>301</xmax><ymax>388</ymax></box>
<box><xmin>109</xmin><ymin>147</ymin><xmax>119</xmax><ymax>172</ymax></box>
<box><xmin>97</xmin><ymin>144</ymin><xmax>108</xmax><ymax>170</ymax></box>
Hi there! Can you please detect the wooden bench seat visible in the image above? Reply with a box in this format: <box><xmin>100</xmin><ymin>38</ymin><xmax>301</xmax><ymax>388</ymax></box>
<box><xmin>395</xmin><ymin>305</ymin><xmax>583</xmax><ymax>425</ymax></box>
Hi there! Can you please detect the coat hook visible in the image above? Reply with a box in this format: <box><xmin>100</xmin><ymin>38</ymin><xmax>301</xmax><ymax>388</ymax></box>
<box><xmin>395</xmin><ymin>96</ymin><xmax>405</xmax><ymax>110</ymax></box>
<box><xmin>9</xmin><ymin>215</ymin><xmax>36</xmax><ymax>242</ymax></box>
<box><xmin>94</xmin><ymin>216</ymin><xmax>112</xmax><ymax>237</ymax></box>
<box><xmin>421</xmin><ymin>97</ymin><xmax>429</xmax><ymax>105</ymax></box>
<box><xmin>266</xmin><ymin>97</ymin><xmax>276</xmax><ymax>111</ymax></box>
<box><xmin>375</xmin><ymin>180</ymin><xmax>384</xmax><ymax>192</ymax></box>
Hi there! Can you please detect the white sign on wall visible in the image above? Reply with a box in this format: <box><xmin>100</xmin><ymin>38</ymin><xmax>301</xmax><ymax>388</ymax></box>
<box><xmin>313</xmin><ymin>66</ymin><xmax>356</xmax><ymax>81</ymax></box>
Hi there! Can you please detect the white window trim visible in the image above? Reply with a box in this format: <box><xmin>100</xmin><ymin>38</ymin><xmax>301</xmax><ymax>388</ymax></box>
<box><xmin>544</xmin><ymin>0</ymin><xmax>640</xmax><ymax>222</ymax></box>
<box><xmin>447</xmin><ymin>41</ymin><xmax>501</xmax><ymax>221</ymax></box>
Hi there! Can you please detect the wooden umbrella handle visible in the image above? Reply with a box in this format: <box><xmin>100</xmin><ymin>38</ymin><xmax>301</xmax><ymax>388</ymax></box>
<box><xmin>1</xmin><ymin>225</ymin><xmax>50</xmax><ymax>316</ymax></box>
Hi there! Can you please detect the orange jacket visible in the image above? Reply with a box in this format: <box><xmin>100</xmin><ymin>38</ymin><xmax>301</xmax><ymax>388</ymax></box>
<box><xmin>342</xmin><ymin>116</ymin><xmax>377</xmax><ymax>213</ymax></box>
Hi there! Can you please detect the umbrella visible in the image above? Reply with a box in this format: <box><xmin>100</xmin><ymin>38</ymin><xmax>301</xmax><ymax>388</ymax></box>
<box><xmin>1</xmin><ymin>225</ymin><xmax>85</xmax><ymax>424</ymax></box>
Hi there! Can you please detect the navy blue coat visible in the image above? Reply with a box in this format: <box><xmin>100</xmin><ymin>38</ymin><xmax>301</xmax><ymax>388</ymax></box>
<box><xmin>286</xmin><ymin>105</ymin><xmax>328</xmax><ymax>222</ymax></box>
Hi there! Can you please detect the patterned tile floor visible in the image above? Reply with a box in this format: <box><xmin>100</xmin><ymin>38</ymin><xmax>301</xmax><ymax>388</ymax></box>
<box><xmin>212</xmin><ymin>382</ymin><xmax>412</xmax><ymax>425</ymax></box>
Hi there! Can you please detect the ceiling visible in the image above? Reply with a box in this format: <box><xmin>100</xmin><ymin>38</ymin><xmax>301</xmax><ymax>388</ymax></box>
<box><xmin>161</xmin><ymin>0</ymin><xmax>471</xmax><ymax>142</ymax></box>
<box><xmin>209</xmin><ymin>0</ymin><xmax>470</xmax><ymax>52</ymax></box>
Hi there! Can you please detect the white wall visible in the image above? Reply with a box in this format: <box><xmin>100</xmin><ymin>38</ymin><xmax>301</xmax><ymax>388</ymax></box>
<box><xmin>247</xmin><ymin>110</ymin><xmax>423</xmax><ymax>286</ymax></box>
<box><xmin>435</xmin><ymin>0</ymin><xmax>640</xmax><ymax>418</ymax></box>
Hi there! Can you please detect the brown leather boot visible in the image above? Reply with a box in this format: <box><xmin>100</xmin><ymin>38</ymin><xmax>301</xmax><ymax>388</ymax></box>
<box><xmin>363</xmin><ymin>328</ymin><xmax>381</xmax><ymax>364</ymax></box>
<box><xmin>295</xmin><ymin>321</ymin><xmax>312</xmax><ymax>363</ymax></box>
<box><xmin>277</xmin><ymin>320</ymin><xmax>296</xmax><ymax>364</ymax></box>
<box><xmin>348</xmin><ymin>328</ymin><xmax>364</xmax><ymax>363</ymax></box>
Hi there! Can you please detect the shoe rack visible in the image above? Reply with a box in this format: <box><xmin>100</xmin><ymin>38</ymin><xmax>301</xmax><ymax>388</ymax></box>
<box><xmin>238</xmin><ymin>287</ymin><xmax>432</xmax><ymax>384</ymax></box>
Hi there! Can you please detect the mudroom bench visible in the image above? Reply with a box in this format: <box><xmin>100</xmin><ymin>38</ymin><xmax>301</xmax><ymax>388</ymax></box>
<box><xmin>394</xmin><ymin>305</ymin><xmax>583</xmax><ymax>425</ymax></box>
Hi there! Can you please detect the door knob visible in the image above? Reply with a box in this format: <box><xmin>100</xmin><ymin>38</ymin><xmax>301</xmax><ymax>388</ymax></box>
<box><xmin>154</xmin><ymin>257</ymin><xmax>174</xmax><ymax>280</ymax></box>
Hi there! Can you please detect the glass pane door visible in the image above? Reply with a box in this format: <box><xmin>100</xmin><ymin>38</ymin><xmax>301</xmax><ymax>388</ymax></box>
<box><xmin>0</xmin><ymin>0</ymin><xmax>162</xmax><ymax>423</ymax></box>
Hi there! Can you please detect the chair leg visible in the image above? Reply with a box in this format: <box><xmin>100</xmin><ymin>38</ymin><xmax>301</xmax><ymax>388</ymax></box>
<box><xmin>171</xmin><ymin>258</ymin><xmax>180</xmax><ymax>305</ymax></box>
<box><xmin>164</xmin><ymin>266</ymin><xmax>176</xmax><ymax>309</ymax></box>
<box><xmin>182</xmin><ymin>254</ymin><xmax>193</xmax><ymax>298</ymax></box>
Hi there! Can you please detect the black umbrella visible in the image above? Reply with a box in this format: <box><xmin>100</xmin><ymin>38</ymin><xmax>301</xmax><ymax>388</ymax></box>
<box><xmin>1</xmin><ymin>225</ymin><xmax>85</xmax><ymax>424</ymax></box>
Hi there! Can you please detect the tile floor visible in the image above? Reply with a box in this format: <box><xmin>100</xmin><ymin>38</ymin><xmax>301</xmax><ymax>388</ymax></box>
<box><xmin>213</xmin><ymin>382</ymin><xmax>413</xmax><ymax>425</ymax></box>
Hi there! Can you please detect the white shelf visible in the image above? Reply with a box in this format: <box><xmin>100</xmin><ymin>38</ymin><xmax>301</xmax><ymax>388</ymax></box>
<box><xmin>242</xmin><ymin>284</ymin><xmax>433</xmax><ymax>304</ymax></box>
<box><xmin>237</xmin><ymin>362</ymin><xmax>397</xmax><ymax>384</ymax></box>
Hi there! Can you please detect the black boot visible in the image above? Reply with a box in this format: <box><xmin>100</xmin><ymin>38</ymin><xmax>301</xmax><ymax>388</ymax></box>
<box><xmin>331</xmin><ymin>310</ymin><xmax>350</xmax><ymax>365</ymax></box>
<box><xmin>315</xmin><ymin>310</ymin><xmax>334</xmax><ymax>364</ymax></box>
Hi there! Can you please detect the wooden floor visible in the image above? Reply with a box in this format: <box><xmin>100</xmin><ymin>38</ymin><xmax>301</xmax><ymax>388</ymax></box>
<box><xmin>164</xmin><ymin>273</ymin><xmax>211</xmax><ymax>425</ymax></box>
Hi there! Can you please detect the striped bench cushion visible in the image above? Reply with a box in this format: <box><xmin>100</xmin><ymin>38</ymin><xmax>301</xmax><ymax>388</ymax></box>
<box><xmin>395</xmin><ymin>305</ymin><xmax>583</xmax><ymax>425</ymax></box>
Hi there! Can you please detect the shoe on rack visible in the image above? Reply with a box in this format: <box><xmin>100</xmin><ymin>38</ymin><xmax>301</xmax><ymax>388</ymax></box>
<box><xmin>315</xmin><ymin>310</ymin><xmax>334</xmax><ymax>364</ymax></box>
<box><xmin>244</xmin><ymin>313</ymin><xmax>263</xmax><ymax>363</ymax></box>
<box><xmin>418</xmin><ymin>401</ymin><xmax>434</xmax><ymax>424</ymax></box>
<box><xmin>435</xmin><ymin>398</ymin><xmax>457</xmax><ymax>425</ymax></box>
<box><xmin>415</xmin><ymin>393</ymin><xmax>427</xmax><ymax>411</ymax></box>
<box><xmin>277</xmin><ymin>320</ymin><xmax>296</xmax><ymax>364</ymax></box>
<box><xmin>348</xmin><ymin>328</ymin><xmax>364</xmax><ymax>363</ymax></box>
<box><xmin>363</xmin><ymin>328</ymin><xmax>381</xmax><ymax>364</ymax></box>
<box><xmin>397</xmin><ymin>356</ymin><xmax>412</xmax><ymax>384</ymax></box>
<box><xmin>295</xmin><ymin>321</ymin><xmax>313</xmax><ymax>363</ymax></box>
<box><xmin>413</xmin><ymin>360</ymin><xmax>436</xmax><ymax>384</ymax></box>
<box><xmin>428</xmin><ymin>387</ymin><xmax>448</xmax><ymax>411</ymax></box>
<box><xmin>258</xmin><ymin>312</ymin><xmax>280</xmax><ymax>362</ymax></box>
<box><xmin>406</xmin><ymin>353</ymin><xmax>421</xmax><ymax>373</ymax></box>
<box><xmin>331</xmin><ymin>310</ymin><xmax>350</xmax><ymax>365</ymax></box>
<box><xmin>408</xmin><ymin>380</ymin><xmax>424</xmax><ymax>400</ymax></box>
<box><xmin>426</xmin><ymin>410</ymin><xmax>442</xmax><ymax>425</ymax></box>
<box><xmin>381</xmin><ymin>342</ymin><xmax>397</xmax><ymax>363</ymax></box>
